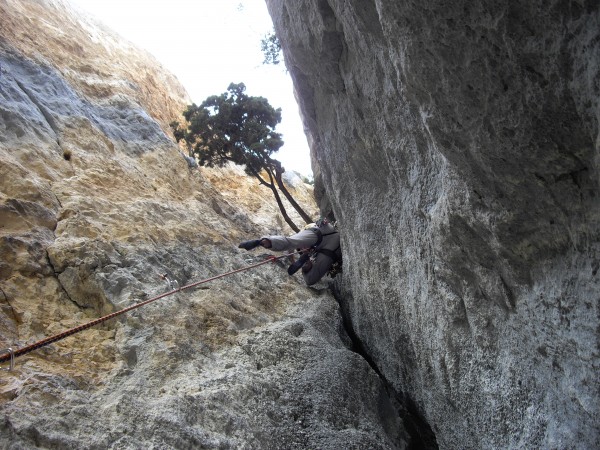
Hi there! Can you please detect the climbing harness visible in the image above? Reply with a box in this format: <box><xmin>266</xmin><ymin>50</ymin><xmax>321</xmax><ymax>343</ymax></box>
<box><xmin>310</xmin><ymin>226</ymin><xmax>338</xmax><ymax>249</ymax></box>
<box><xmin>0</xmin><ymin>253</ymin><xmax>294</xmax><ymax>370</ymax></box>
<box><xmin>288</xmin><ymin>219</ymin><xmax>342</xmax><ymax>277</ymax></box>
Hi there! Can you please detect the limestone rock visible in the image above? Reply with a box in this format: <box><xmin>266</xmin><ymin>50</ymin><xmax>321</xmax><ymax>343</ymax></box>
<box><xmin>267</xmin><ymin>0</ymin><xmax>599</xmax><ymax>448</ymax></box>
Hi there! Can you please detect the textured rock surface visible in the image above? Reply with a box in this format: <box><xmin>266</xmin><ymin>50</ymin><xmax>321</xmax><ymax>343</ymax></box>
<box><xmin>0</xmin><ymin>1</ymin><xmax>410</xmax><ymax>448</ymax></box>
<box><xmin>267</xmin><ymin>0</ymin><xmax>599</xmax><ymax>449</ymax></box>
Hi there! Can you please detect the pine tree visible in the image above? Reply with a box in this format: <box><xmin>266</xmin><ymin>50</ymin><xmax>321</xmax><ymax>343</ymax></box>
<box><xmin>171</xmin><ymin>82</ymin><xmax>311</xmax><ymax>232</ymax></box>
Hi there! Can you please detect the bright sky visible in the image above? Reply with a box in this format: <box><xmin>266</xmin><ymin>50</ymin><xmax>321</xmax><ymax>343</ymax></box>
<box><xmin>68</xmin><ymin>0</ymin><xmax>312</xmax><ymax>177</ymax></box>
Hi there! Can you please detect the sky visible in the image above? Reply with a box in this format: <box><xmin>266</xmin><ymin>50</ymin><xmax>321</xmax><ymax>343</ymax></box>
<box><xmin>68</xmin><ymin>0</ymin><xmax>313</xmax><ymax>176</ymax></box>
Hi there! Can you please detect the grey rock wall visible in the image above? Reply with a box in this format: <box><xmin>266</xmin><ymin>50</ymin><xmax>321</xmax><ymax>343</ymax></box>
<box><xmin>267</xmin><ymin>0</ymin><xmax>600</xmax><ymax>448</ymax></box>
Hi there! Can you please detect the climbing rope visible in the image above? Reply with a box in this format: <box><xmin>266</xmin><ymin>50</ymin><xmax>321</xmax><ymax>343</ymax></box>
<box><xmin>0</xmin><ymin>253</ymin><xmax>293</xmax><ymax>368</ymax></box>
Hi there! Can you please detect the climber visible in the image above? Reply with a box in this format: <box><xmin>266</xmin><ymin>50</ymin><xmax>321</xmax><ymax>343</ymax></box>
<box><xmin>238</xmin><ymin>218</ymin><xmax>341</xmax><ymax>286</ymax></box>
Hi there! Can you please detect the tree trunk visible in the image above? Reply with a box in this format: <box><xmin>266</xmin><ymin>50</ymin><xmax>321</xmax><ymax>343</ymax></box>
<box><xmin>273</xmin><ymin>167</ymin><xmax>313</xmax><ymax>225</ymax></box>
<box><xmin>254</xmin><ymin>170</ymin><xmax>300</xmax><ymax>233</ymax></box>
<box><xmin>269</xmin><ymin>183</ymin><xmax>300</xmax><ymax>233</ymax></box>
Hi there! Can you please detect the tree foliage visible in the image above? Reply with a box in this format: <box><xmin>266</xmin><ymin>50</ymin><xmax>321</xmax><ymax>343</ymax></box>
<box><xmin>174</xmin><ymin>83</ymin><xmax>283</xmax><ymax>176</ymax></box>
<box><xmin>171</xmin><ymin>83</ymin><xmax>311</xmax><ymax>232</ymax></box>
<box><xmin>260</xmin><ymin>31</ymin><xmax>283</xmax><ymax>65</ymax></box>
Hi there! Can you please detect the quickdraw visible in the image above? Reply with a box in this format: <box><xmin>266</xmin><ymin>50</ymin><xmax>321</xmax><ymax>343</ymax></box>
<box><xmin>0</xmin><ymin>348</ymin><xmax>14</xmax><ymax>371</ymax></box>
<box><xmin>159</xmin><ymin>273</ymin><xmax>179</xmax><ymax>291</ymax></box>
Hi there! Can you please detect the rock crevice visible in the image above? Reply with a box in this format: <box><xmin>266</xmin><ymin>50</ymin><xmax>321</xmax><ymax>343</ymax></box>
<box><xmin>333</xmin><ymin>280</ymin><xmax>438</xmax><ymax>450</ymax></box>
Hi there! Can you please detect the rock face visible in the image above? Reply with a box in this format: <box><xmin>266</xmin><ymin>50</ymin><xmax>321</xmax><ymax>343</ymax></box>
<box><xmin>267</xmin><ymin>0</ymin><xmax>599</xmax><ymax>448</ymax></box>
<box><xmin>0</xmin><ymin>1</ymin><xmax>412</xmax><ymax>448</ymax></box>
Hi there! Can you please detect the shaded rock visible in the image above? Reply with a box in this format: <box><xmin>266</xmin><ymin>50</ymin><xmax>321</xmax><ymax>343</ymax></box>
<box><xmin>267</xmin><ymin>0</ymin><xmax>600</xmax><ymax>448</ymax></box>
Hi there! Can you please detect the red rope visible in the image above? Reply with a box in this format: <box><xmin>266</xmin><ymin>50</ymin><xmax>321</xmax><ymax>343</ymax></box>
<box><xmin>0</xmin><ymin>254</ymin><xmax>290</xmax><ymax>365</ymax></box>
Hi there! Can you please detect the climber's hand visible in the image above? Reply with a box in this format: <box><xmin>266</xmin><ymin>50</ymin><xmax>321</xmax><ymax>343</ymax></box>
<box><xmin>238</xmin><ymin>239</ymin><xmax>262</xmax><ymax>251</ymax></box>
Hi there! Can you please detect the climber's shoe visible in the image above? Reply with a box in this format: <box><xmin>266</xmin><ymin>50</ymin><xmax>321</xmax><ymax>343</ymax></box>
<box><xmin>238</xmin><ymin>239</ymin><xmax>262</xmax><ymax>251</ymax></box>
<box><xmin>287</xmin><ymin>252</ymin><xmax>310</xmax><ymax>275</ymax></box>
